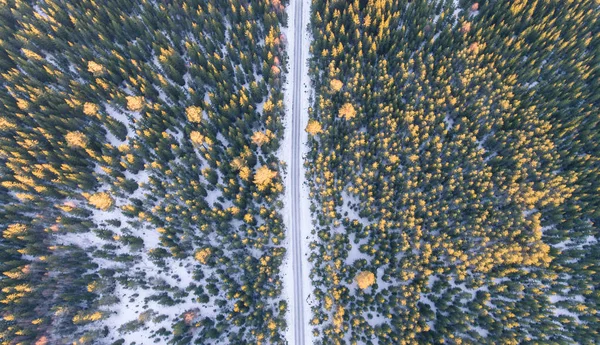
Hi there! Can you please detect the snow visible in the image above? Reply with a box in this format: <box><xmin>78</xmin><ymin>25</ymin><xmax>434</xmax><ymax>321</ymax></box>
<box><xmin>280</xmin><ymin>2</ymin><xmax>295</xmax><ymax>342</ymax></box>
<box><xmin>452</xmin><ymin>0</ymin><xmax>463</xmax><ymax>19</ymax></box>
<box><xmin>344</xmin><ymin>234</ymin><xmax>371</xmax><ymax>266</ymax></box>
<box><xmin>553</xmin><ymin>307</ymin><xmax>581</xmax><ymax>321</ymax></box>
<box><xmin>124</xmin><ymin>170</ymin><xmax>150</xmax><ymax>199</ymax></box>
<box><xmin>280</xmin><ymin>0</ymin><xmax>314</xmax><ymax>343</ymax></box>
<box><xmin>299</xmin><ymin>0</ymin><xmax>315</xmax><ymax>342</ymax></box>
<box><xmin>444</xmin><ymin>113</ymin><xmax>455</xmax><ymax>130</ymax></box>
<box><xmin>100</xmin><ymin>255</ymin><xmax>214</xmax><ymax>344</ymax></box>
<box><xmin>51</xmin><ymin>159</ymin><xmax>223</xmax><ymax>344</ymax></box>
<box><xmin>105</xmin><ymin>131</ymin><xmax>126</xmax><ymax>147</ymax></box>
<box><xmin>471</xmin><ymin>325</ymin><xmax>489</xmax><ymax>338</ymax></box>
<box><xmin>104</xmin><ymin>102</ymin><xmax>135</xmax><ymax>131</ymax></box>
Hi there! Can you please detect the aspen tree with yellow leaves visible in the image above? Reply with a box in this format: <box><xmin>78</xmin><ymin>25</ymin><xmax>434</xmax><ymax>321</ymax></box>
<box><xmin>185</xmin><ymin>105</ymin><xmax>202</xmax><ymax>123</ymax></box>
<box><xmin>126</xmin><ymin>96</ymin><xmax>145</xmax><ymax>112</ymax></box>
<box><xmin>330</xmin><ymin>79</ymin><xmax>343</xmax><ymax>92</ymax></box>
<box><xmin>65</xmin><ymin>131</ymin><xmax>88</xmax><ymax>148</ymax></box>
<box><xmin>87</xmin><ymin>192</ymin><xmax>115</xmax><ymax>210</ymax></box>
<box><xmin>87</xmin><ymin>61</ymin><xmax>105</xmax><ymax>76</ymax></box>
<box><xmin>306</xmin><ymin>120</ymin><xmax>323</xmax><ymax>135</ymax></box>
<box><xmin>254</xmin><ymin>166</ymin><xmax>278</xmax><ymax>191</ymax></box>
<box><xmin>338</xmin><ymin>103</ymin><xmax>356</xmax><ymax>120</ymax></box>
<box><xmin>355</xmin><ymin>271</ymin><xmax>375</xmax><ymax>290</ymax></box>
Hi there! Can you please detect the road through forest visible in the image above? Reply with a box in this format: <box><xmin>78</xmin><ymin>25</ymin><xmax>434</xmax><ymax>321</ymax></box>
<box><xmin>290</xmin><ymin>0</ymin><xmax>306</xmax><ymax>342</ymax></box>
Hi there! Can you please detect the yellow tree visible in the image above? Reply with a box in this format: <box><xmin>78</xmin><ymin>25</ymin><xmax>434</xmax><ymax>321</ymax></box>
<box><xmin>306</xmin><ymin>120</ymin><xmax>323</xmax><ymax>135</ymax></box>
<box><xmin>333</xmin><ymin>305</ymin><xmax>345</xmax><ymax>332</ymax></box>
<box><xmin>83</xmin><ymin>102</ymin><xmax>99</xmax><ymax>116</ymax></box>
<box><xmin>239</xmin><ymin>167</ymin><xmax>251</xmax><ymax>181</ymax></box>
<box><xmin>254</xmin><ymin>166</ymin><xmax>277</xmax><ymax>191</ymax></box>
<box><xmin>190</xmin><ymin>131</ymin><xmax>205</xmax><ymax>146</ymax></box>
<box><xmin>194</xmin><ymin>248</ymin><xmax>212</xmax><ymax>264</ymax></box>
<box><xmin>251</xmin><ymin>130</ymin><xmax>272</xmax><ymax>146</ymax></box>
<box><xmin>339</xmin><ymin>103</ymin><xmax>356</xmax><ymax>120</ymax></box>
<box><xmin>186</xmin><ymin>106</ymin><xmax>202</xmax><ymax>123</ymax></box>
<box><xmin>87</xmin><ymin>61</ymin><xmax>105</xmax><ymax>76</ymax></box>
<box><xmin>65</xmin><ymin>131</ymin><xmax>88</xmax><ymax>148</ymax></box>
<box><xmin>3</xmin><ymin>224</ymin><xmax>27</xmax><ymax>239</ymax></box>
<box><xmin>126</xmin><ymin>96</ymin><xmax>144</xmax><ymax>112</ymax></box>
<box><xmin>330</xmin><ymin>79</ymin><xmax>343</xmax><ymax>92</ymax></box>
<box><xmin>355</xmin><ymin>271</ymin><xmax>375</xmax><ymax>289</ymax></box>
<box><xmin>87</xmin><ymin>192</ymin><xmax>114</xmax><ymax>211</ymax></box>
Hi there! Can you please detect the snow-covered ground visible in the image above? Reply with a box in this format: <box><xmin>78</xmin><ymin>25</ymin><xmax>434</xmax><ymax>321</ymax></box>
<box><xmin>56</xmin><ymin>169</ymin><xmax>212</xmax><ymax>344</ymax></box>
<box><xmin>298</xmin><ymin>0</ymin><xmax>315</xmax><ymax>339</ymax></box>
<box><xmin>280</xmin><ymin>1</ymin><xmax>295</xmax><ymax>342</ymax></box>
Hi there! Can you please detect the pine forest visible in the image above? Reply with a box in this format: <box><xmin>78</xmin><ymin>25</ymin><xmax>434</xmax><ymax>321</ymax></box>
<box><xmin>0</xmin><ymin>0</ymin><xmax>598</xmax><ymax>344</ymax></box>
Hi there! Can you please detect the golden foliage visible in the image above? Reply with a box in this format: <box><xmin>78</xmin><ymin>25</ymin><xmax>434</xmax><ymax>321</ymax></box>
<box><xmin>324</xmin><ymin>295</ymin><xmax>333</xmax><ymax>310</ymax></box>
<box><xmin>469</xmin><ymin>42</ymin><xmax>480</xmax><ymax>55</ymax></box>
<box><xmin>87</xmin><ymin>61</ymin><xmax>105</xmax><ymax>76</ymax></box>
<box><xmin>88</xmin><ymin>192</ymin><xmax>114</xmax><ymax>211</ymax></box>
<box><xmin>87</xmin><ymin>281</ymin><xmax>98</xmax><ymax>292</ymax></box>
<box><xmin>186</xmin><ymin>106</ymin><xmax>203</xmax><ymax>123</ymax></box>
<box><xmin>0</xmin><ymin>118</ymin><xmax>16</xmax><ymax>130</ymax></box>
<box><xmin>72</xmin><ymin>311</ymin><xmax>102</xmax><ymax>324</ymax></box>
<box><xmin>338</xmin><ymin>103</ymin><xmax>356</xmax><ymax>120</ymax></box>
<box><xmin>158</xmin><ymin>47</ymin><xmax>175</xmax><ymax>64</ymax></box>
<box><xmin>330</xmin><ymin>79</ymin><xmax>343</xmax><ymax>92</ymax></box>
<box><xmin>126</xmin><ymin>96</ymin><xmax>145</xmax><ymax>112</ymax></box>
<box><xmin>251</xmin><ymin>130</ymin><xmax>272</xmax><ymax>146</ymax></box>
<box><xmin>306</xmin><ymin>120</ymin><xmax>323</xmax><ymax>135</ymax></box>
<box><xmin>263</xmin><ymin>99</ymin><xmax>274</xmax><ymax>112</ymax></box>
<box><xmin>3</xmin><ymin>223</ymin><xmax>27</xmax><ymax>239</ymax></box>
<box><xmin>194</xmin><ymin>248</ymin><xmax>212</xmax><ymax>264</ymax></box>
<box><xmin>190</xmin><ymin>131</ymin><xmax>205</xmax><ymax>146</ymax></box>
<box><xmin>22</xmin><ymin>48</ymin><xmax>42</xmax><ymax>60</ymax></box>
<box><xmin>231</xmin><ymin>157</ymin><xmax>245</xmax><ymax>171</ymax></box>
<box><xmin>510</xmin><ymin>0</ymin><xmax>527</xmax><ymax>15</ymax></box>
<box><xmin>254</xmin><ymin>166</ymin><xmax>277</xmax><ymax>190</ymax></box>
<box><xmin>65</xmin><ymin>131</ymin><xmax>88</xmax><ymax>148</ymax></box>
<box><xmin>239</xmin><ymin>166</ymin><xmax>251</xmax><ymax>181</ymax></box>
<box><xmin>460</xmin><ymin>21</ymin><xmax>472</xmax><ymax>34</ymax></box>
<box><xmin>355</xmin><ymin>271</ymin><xmax>375</xmax><ymax>290</ymax></box>
<box><xmin>333</xmin><ymin>305</ymin><xmax>344</xmax><ymax>331</ymax></box>
<box><xmin>83</xmin><ymin>102</ymin><xmax>99</xmax><ymax>116</ymax></box>
<box><xmin>16</xmin><ymin>99</ymin><xmax>29</xmax><ymax>110</ymax></box>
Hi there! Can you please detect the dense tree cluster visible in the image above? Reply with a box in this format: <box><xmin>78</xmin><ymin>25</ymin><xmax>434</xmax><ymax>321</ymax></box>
<box><xmin>0</xmin><ymin>0</ymin><xmax>289</xmax><ymax>344</ymax></box>
<box><xmin>306</xmin><ymin>0</ymin><xmax>598</xmax><ymax>344</ymax></box>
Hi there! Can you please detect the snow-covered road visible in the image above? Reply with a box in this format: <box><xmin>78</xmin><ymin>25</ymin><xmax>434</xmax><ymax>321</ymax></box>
<box><xmin>290</xmin><ymin>0</ymin><xmax>306</xmax><ymax>343</ymax></box>
<box><xmin>282</xmin><ymin>0</ymin><xmax>312</xmax><ymax>342</ymax></box>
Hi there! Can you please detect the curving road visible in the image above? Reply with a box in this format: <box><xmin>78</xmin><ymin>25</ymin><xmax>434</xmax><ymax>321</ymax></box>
<box><xmin>290</xmin><ymin>0</ymin><xmax>305</xmax><ymax>343</ymax></box>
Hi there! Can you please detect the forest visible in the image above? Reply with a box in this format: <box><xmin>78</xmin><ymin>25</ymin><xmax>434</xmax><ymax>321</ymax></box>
<box><xmin>1</xmin><ymin>0</ymin><xmax>599</xmax><ymax>344</ymax></box>
<box><xmin>305</xmin><ymin>0</ymin><xmax>599</xmax><ymax>344</ymax></box>
<box><xmin>0</xmin><ymin>0</ymin><xmax>290</xmax><ymax>344</ymax></box>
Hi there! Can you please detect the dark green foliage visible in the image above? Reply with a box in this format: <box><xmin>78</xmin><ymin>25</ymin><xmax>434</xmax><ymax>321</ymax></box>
<box><xmin>306</xmin><ymin>0</ymin><xmax>599</xmax><ymax>344</ymax></box>
<box><xmin>0</xmin><ymin>0</ymin><xmax>289</xmax><ymax>343</ymax></box>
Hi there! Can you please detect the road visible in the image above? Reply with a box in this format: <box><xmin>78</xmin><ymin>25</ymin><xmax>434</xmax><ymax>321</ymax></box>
<box><xmin>290</xmin><ymin>0</ymin><xmax>305</xmax><ymax>342</ymax></box>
